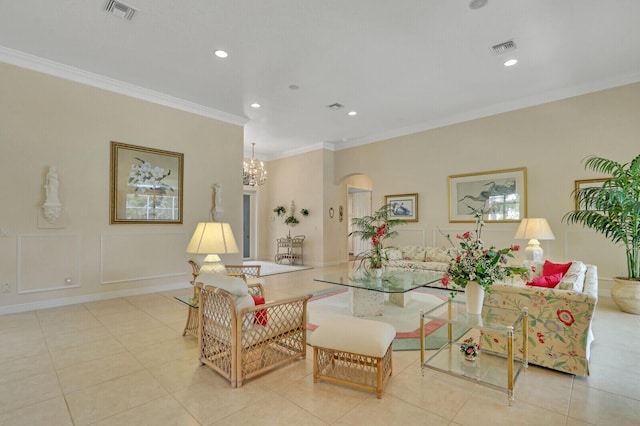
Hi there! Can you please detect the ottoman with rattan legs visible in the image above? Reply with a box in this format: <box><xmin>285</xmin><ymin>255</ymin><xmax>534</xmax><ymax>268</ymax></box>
<box><xmin>311</xmin><ymin>317</ymin><xmax>396</xmax><ymax>399</ymax></box>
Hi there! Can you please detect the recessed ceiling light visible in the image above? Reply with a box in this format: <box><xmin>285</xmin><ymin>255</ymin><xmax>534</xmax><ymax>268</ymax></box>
<box><xmin>348</xmin><ymin>111</ymin><xmax>357</xmax><ymax>116</ymax></box>
<box><xmin>469</xmin><ymin>0</ymin><xmax>488</xmax><ymax>9</ymax></box>
<box><xmin>504</xmin><ymin>59</ymin><xmax>518</xmax><ymax>67</ymax></box>
<box><xmin>288</xmin><ymin>84</ymin><xmax>300</xmax><ymax>90</ymax></box>
<box><xmin>250</xmin><ymin>103</ymin><xmax>261</xmax><ymax>108</ymax></box>
<box><xmin>214</xmin><ymin>50</ymin><xmax>228</xmax><ymax>58</ymax></box>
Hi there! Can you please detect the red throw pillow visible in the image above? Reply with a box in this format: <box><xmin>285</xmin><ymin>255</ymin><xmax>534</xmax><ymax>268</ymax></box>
<box><xmin>542</xmin><ymin>261</ymin><xmax>572</xmax><ymax>278</ymax></box>
<box><xmin>251</xmin><ymin>294</ymin><xmax>268</xmax><ymax>326</ymax></box>
<box><xmin>527</xmin><ymin>273</ymin><xmax>563</xmax><ymax>288</ymax></box>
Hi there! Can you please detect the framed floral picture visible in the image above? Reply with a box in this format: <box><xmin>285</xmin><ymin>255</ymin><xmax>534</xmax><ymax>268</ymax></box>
<box><xmin>110</xmin><ymin>141</ymin><xmax>184</xmax><ymax>224</ymax></box>
<box><xmin>385</xmin><ymin>193</ymin><xmax>418</xmax><ymax>222</ymax></box>
<box><xmin>448</xmin><ymin>167</ymin><xmax>526</xmax><ymax>222</ymax></box>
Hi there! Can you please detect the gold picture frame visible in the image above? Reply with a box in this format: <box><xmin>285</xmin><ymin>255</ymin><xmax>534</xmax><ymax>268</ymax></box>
<box><xmin>110</xmin><ymin>141</ymin><xmax>184</xmax><ymax>224</ymax></box>
<box><xmin>448</xmin><ymin>167</ymin><xmax>527</xmax><ymax>222</ymax></box>
<box><xmin>385</xmin><ymin>193</ymin><xmax>418</xmax><ymax>222</ymax></box>
<box><xmin>574</xmin><ymin>178</ymin><xmax>608</xmax><ymax>210</ymax></box>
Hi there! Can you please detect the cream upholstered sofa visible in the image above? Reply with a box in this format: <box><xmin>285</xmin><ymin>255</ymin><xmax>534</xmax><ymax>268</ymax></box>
<box><xmin>196</xmin><ymin>272</ymin><xmax>311</xmax><ymax>388</ymax></box>
<box><xmin>481</xmin><ymin>261</ymin><xmax>598</xmax><ymax>376</ymax></box>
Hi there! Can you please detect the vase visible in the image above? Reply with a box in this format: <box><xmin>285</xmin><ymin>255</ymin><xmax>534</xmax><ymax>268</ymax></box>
<box><xmin>372</xmin><ymin>268</ymin><xmax>383</xmax><ymax>278</ymax></box>
<box><xmin>465</xmin><ymin>280</ymin><xmax>485</xmax><ymax>315</ymax></box>
<box><xmin>464</xmin><ymin>353</ymin><xmax>477</xmax><ymax>362</ymax></box>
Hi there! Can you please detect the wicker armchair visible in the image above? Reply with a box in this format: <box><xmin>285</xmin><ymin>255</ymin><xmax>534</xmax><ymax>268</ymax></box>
<box><xmin>196</xmin><ymin>280</ymin><xmax>311</xmax><ymax>388</ymax></box>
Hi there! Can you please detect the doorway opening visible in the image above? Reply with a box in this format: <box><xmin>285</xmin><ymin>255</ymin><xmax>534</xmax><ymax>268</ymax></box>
<box><xmin>243</xmin><ymin>190</ymin><xmax>257</xmax><ymax>260</ymax></box>
<box><xmin>347</xmin><ymin>186</ymin><xmax>372</xmax><ymax>261</ymax></box>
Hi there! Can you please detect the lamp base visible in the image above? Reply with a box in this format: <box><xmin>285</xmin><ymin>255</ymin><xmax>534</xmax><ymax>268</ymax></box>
<box><xmin>525</xmin><ymin>239</ymin><xmax>543</xmax><ymax>262</ymax></box>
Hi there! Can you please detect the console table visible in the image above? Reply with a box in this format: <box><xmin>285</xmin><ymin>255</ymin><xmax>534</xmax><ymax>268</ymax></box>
<box><xmin>275</xmin><ymin>235</ymin><xmax>305</xmax><ymax>265</ymax></box>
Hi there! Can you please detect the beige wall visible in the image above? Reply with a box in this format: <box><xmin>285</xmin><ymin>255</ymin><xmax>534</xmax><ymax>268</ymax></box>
<box><xmin>0</xmin><ymin>63</ymin><xmax>244</xmax><ymax>313</ymax></box>
<box><xmin>330</xmin><ymin>82</ymin><xmax>640</xmax><ymax>289</ymax></box>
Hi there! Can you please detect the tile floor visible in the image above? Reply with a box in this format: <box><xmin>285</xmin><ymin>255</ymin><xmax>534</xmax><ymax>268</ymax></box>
<box><xmin>1</xmin><ymin>264</ymin><xmax>639</xmax><ymax>425</ymax></box>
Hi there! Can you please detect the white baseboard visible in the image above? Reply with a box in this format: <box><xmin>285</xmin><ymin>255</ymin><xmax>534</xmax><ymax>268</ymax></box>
<box><xmin>0</xmin><ymin>281</ymin><xmax>191</xmax><ymax>315</ymax></box>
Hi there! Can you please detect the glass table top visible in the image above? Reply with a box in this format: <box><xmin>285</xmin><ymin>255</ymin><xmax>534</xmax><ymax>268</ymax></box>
<box><xmin>314</xmin><ymin>268</ymin><xmax>444</xmax><ymax>294</ymax></box>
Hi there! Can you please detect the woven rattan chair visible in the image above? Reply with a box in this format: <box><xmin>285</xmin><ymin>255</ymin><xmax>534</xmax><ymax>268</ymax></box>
<box><xmin>196</xmin><ymin>281</ymin><xmax>311</xmax><ymax>388</ymax></box>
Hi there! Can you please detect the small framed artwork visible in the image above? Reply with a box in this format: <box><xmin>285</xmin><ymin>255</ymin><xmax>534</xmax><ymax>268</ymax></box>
<box><xmin>448</xmin><ymin>167</ymin><xmax>526</xmax><ymax>222</ymax></box>
<box><xmin>385</xmin><ymin>193</ymin><xmax>419</xmax><ymax>222</ymax></box>
<box><xmin>110</xmin><ymin>141</ymin><xmax>184</xmax><ymax>224</ymax></box>
<box><xmin>574</xmin><ymin>178</ymin><xmax>608</xmax><ymax>210</ymax></box>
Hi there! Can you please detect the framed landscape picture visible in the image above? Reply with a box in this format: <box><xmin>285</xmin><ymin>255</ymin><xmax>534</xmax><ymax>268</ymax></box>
<box><xmin>574</xmin><ymin>178</ymin><xmax>608</xmax><ymax>210</ymax></box>
<box><xmin>110</xmin><ymin>141</ymin><xmax>184</xmax><ymax>224</ymax></box>
<box><xmin>448</xmin><ymin>167</ymin><xmax>526</xmax><ymax>222</ymax></box>
<box><xmin>385</xmin><ymin>193</ymin><xmax>418</xmax><ymax>222</ymax></box>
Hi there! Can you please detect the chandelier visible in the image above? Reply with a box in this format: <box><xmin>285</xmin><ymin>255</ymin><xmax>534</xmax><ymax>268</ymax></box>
<box><xmin>243</xmin><ymin>143</ymin><xmax>267</xmax><ymax>186</ymax></box>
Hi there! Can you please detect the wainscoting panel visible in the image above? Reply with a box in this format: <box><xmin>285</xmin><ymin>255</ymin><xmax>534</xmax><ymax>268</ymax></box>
<box><xmin>17</xmin><ymin>234</ymin><xmax>82</xmax><ymax>294</ymax></box>
<box><xmin>101</xmin><ymin>232</ymin><xmax>188</xmax><ymax>284</ymax></box>
<box><xmin>394</xmin><ymin>228</ymin><xmax>426</xmax><ymax>247</ymax></box>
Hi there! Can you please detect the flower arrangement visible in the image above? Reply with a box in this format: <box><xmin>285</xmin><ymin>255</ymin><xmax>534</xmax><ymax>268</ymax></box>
<box><xmin>350</xmin><ymin>204</ymin><xmax>405</xmax><ymax>273</ymax></box>
<box><xmin>300</xmin><ymin>208</ymin><xmax>309</xmax><ymax>217</ymax></box>
<box><xmin>284</xmin><ymin>215</ymin><xmax>299</xmax><ymax>225</ymax></box>
<box><xmin>273</xmin><ymin>206</ymin><xmax>286</xmax><ymax>216</ymax></box>
<box><xmin>128</xmin><ymin>157</ymin><xmax>174</xmax><ymax>194</ymax></box>
<box><xmin>459</xmin><ymin>337</ymin><xmax>480</xmax><ymax>360</ymax></box>
<box><xmin>441</xmin><ymin>207</ymin><xmax>528</xmax><ymax>295</ymax></box>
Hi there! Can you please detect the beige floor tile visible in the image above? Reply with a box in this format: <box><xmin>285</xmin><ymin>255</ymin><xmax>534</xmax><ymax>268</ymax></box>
<box><xmin>0</xmin><ymin>352</ymin><xmax>55</xmax><ymax>385</ymax></box>
<box><xmin>173</xmin><ymin>380</ymin><xmax>274</xmax><ymax>425</ymax></box>
<box><xmin>0</xmin><ymin>396</ymin><xmax>73</xmax><ymax>426</ymax></box>
<box><xmin>249</xmin><ymin>356</ymin><xmax>313</xmax><ymax>392</ymax></box>
<box><xmin>38</xmin><ymin>310</ymin><xmax>104</xmax><ymax>335</ymax></box>
<box><xmin>98</xmin><ymin>310</ymin><xmax>166</xmax><ymax>334</ymax></box>
<box><xmin>56</xmin><ymin>351</ymin><xmax>144</xmax><ymax>393</ymax></box>
<box><xmin>385</xmin><ymin>364</ymin><xmax>477</xmax><ymax>420</ymax></box>
<box><xmin>129</xmin><ymin>335</ymin><xmax>198</xmax><ymax>367</ymax></box>
<box><xmin>0</xmin><ymin>311</ymin><xmax>40</xmax><ymax>334</ymax></box>
<box><xmin>512</xmin><ymin>365</ymin><xmax>573</xmax><ymax>414</ymax></box>
<box><xmin>453</xmin><ymin>388</ymin><xmax>568</xmax><ymax>426</ymax></box>
<box><xmin>276</xmin><ymin>375</ymin><xmax>369</xmax><ymax>424</ymax></box>
<box><xmin>333</xmin><ymin>394</ymin><xmax>450</xmax><ymax>426</ymax></box>
<box><xmin>115</xmin><ymin>324</ymin><xmax>180</xmax><ymax>350</ymax></box>
<box><xmin>90</xmin><ymin>395</ymin><xmax>199</xmax><ymax>426</ymax></box>
<box><xmin>148</xmin><ymin>358</ymin><xmax>225</xmax><ymax>393</ymax></box>
<box><xmin>0</xmin><ymin>334</ymin><xmax>48</xmax><ymax>363</ymax></box>
<box><xmin>574</xmin><ymin>362</ymin><xmax>640</xmax><ymax>400</ymax></box>
<box><xmin>65</xmin><ymin>370</ymin><xmax>167</xmax><ymax>426</ymax></box>
<box><xmin>568</xmin><ymin>384</ymin><xmax>640</xmax><ymax>425</ymax></box>
<box><xmin>44</xmin><ymin>325</ymin><xmax>113</xmax><ymax>352</ymax></box>
<box><xmin>0</xmin><ymin>371</ymin><xmax>62</xmax><ymax>413</ymax></box>
<box><xmin>49</xmin><ymin>335</ymin><xmax>126</xmax><ymax>370</ymax></box>
<box><xmin>83</xmin><ymin>298</ymin><xmax>139</xmax><ymax>317</ymax></box>
<box><xmin>212</xmin><ymin>392</ymin><xmax>327</xmax><ymax>425</ymax></box>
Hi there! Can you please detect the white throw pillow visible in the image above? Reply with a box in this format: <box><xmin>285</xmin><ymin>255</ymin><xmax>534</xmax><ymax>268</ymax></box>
<box><xmin>557</xmin><ymin>261</ymin><xmax>587</xmax><ymax>292</ymax></box>
<box><xmin>198</xmin><ymin>271</ymin><xmax>248</xmax><ymax>296</ymax></box>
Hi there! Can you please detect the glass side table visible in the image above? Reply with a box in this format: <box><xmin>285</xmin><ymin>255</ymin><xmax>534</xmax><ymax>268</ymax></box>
<box><xmin>174</xmin><ymin>294</ymin><xmax>199</xmax><ymax>338</ymax></box>
<box><xmin>420</xmin><ymin>298</ymin><xmax>528</xmax><ymax>405</ymax></box>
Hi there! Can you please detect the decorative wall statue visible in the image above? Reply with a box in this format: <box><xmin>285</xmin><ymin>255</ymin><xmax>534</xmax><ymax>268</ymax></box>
<box><xmin>42</xmin><ymin>166</ymin><xmax>62</xmax><ymax>224</ymax></box>
<box><xmin>212</xmin><ymin>183</ymin><xmax>223</xmax><ymax>221</ymax></box>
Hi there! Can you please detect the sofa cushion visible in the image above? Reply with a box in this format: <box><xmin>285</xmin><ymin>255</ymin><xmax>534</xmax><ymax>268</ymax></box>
<box><xmin>543</xmin><ymin>260</ymin><xmax>572</xmax><ymax>277</ymax></box>
<box><xmin>558</xmin><ymin>261</ymin><xmax>587</xmax><ymax>292</ymax></box>
<box><xmin>401</xmin><ymin>246</ymin><xmax>427</xmax><ymax>261</ymax></box>
<box><xmin>424</xmin><ymin>247</ymin><xmax>452</xmax><ymax>263</ymax></box>
<box><xmin>251</xmin><ymin>294</ymin><xmax>268</xmax><ymax>326</ymax></box>
<box><xmin>199</xmin><ymin>271</ymin><xmax>255</xmax><ymax>314</ymax></box>
<box><xmin>384</xmin><ymin>248</ymin><xmax>403</xmax><ymax>260</ymax></box>
<box><xmin>527</xmin><ymin>272</ymin><xmax>563</xmax><ymax>288</ymax></box>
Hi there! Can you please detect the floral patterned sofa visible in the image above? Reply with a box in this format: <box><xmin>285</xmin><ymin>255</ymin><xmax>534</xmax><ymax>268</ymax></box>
<box><xmin>382</xmin><ymin>246</ymin><xmax>453</xmax><ymax>274</ymax></box>
<box><xmin>481</xmin><ymin>261</ymin><xmax>598</xmax><ymax>376</ymax></box>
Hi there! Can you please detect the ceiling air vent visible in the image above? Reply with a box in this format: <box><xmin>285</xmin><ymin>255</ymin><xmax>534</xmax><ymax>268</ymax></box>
<box><xmin>491</xmin><ymin>40</ymin><xmax>516</xmax><ymax>55</ymax></box>
<box><xmin>327</xmin><ymin>103</ymin><xmax>344</xmax><ymax>111</ymax></box>
<box><xmin>105</xmin><ymin>0</ymin><xmax>137</xmax><ymax>20</ymax></box>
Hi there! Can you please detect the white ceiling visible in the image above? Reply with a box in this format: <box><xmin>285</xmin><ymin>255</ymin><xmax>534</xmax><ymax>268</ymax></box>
<box><xmin>1</xmin><ymin>0</ymin><xmax>639</xmax><ymax>160</ymax></box>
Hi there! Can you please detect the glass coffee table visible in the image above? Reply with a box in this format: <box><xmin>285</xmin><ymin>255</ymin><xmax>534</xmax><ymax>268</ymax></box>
<box><xmin>420</xmin><ymin>298</ymin><xmax>528</xmax><ymax>405</ymax></box>
<box><xmin>314</xmin><ymin>269</ymin><xmax>443</xmax><ymax>316</ymax></box>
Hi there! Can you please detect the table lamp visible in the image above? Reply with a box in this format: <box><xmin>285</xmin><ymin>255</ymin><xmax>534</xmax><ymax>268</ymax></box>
<box><xmin>186</xmin><ymin>222</ymin><xmax>239</xmax><ymax>274</ymax></box>
<box><xmin>514</xmin><ymin>218</ymin><xmax>555</xmax><ymax>262</ymax></box>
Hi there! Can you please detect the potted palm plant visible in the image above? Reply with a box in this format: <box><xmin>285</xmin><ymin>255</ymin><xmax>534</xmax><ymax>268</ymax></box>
<box><xmin>563</xmin><ymin>154</ymin><xmax>640</xmax><ymax>314</ymax></box>
<box><xmin>349</xmin><ymin>204</ymin><xmax>405</xmax><ymax>276</ymax></box>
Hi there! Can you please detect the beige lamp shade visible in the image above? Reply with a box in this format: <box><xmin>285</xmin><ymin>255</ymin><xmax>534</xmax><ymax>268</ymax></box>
<box><xmin>514</xmin><ymin>218</ymin><xmax>555</xmax><ymax>262</ymax></box>
<box><xmin>186</xmin><ymin>222</ymin><xmax>239</xmax><ymax>255</ymax></box>
<box><xmin>514</xmin><ymin>218</ymin><xmax>555</xmax><ymax>241</ymax></box>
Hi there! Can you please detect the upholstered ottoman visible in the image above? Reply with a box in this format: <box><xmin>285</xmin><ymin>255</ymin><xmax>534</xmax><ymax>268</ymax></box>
<box><xmin>312</xmin><ymin>317</ymin><xmax>396</xmax><ymax>398</ymax></box>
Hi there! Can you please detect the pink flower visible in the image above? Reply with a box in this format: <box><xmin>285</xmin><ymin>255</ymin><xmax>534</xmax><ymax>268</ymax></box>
<box><xmin>462</xmin><ymin>231</ymin><xmax>472</xmax><ymax>239</ymax></box>
<box><xmin>441</xmin><ymin>276</ymin><xmax>450</xmax><ymax>287</ymax></box>
<box><xmin>511</xmin><ymin>244</ymin><xmax>520</xmax><ymax>251</ymax></box>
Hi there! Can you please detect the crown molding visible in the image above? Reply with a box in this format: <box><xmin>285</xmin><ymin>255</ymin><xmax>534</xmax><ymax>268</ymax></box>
<box><xmin>0</xmin><ymin>45</ymin><xmax>248</xmax><ymax>126</ymax></box>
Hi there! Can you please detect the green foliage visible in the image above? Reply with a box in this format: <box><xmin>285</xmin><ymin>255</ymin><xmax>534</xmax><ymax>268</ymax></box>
<box><xmin>563</xmin><ymin>154</ymin><xmax>640</xmax><ymax>279</ymax></box>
